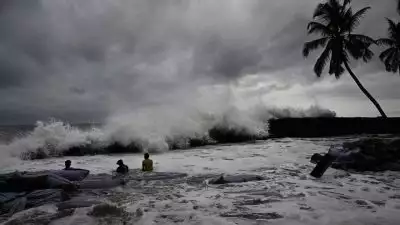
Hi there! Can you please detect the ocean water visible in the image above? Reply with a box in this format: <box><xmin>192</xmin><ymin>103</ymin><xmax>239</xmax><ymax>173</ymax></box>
<box><xmin>1</xmin><ymin>136</ymin><xmax>400</xmax><ymax>225</ymax></box>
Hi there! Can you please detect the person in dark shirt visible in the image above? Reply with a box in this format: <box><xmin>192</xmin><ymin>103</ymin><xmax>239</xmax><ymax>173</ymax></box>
<box><xmin>64</xmin><ymin>160</ymin><xmax>72</xmax><ymax>170</ymax></box>
<box><xmin>116</xmin><ymin>159</ymin><xmax>129</xmax><ymax>174</ymax></box>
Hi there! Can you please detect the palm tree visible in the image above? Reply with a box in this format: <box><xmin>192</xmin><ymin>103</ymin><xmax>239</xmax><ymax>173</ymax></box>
<box><xmin>377</xmin><ymin>18</ymin><xmax>400</xmax><ymax>74</ymax></box>
<box><xmin>303</xmin><ymin>0</ymin><xmax>387</xmax><ymax>118</ymax></box>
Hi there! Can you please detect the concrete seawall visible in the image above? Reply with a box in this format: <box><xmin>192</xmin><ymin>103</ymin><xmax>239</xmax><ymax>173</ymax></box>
<box><xmin>268</xmin><ymin>117</ymin><xmax>400</xmax><ymax>138</ymax></box>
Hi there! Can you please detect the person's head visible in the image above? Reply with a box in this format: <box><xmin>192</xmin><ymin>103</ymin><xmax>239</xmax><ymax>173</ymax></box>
<box><xmin>117</xmin><ymin>159</ymin><xmax>124</xmax><ymax>166</ymax></box>
<box><xmin>310</xmin><ymin>153</ymin><xmax>323</xmax><ymax>164</ymax></box>
<box><xmin>65</xmin><ymin>160</ymin><xmax>71</xmax><ymax>169</ymax></box>
<box><xmin>144</xmin><ymin>153</ymin><xmax>150</xmax><ymax>159</ymax></box>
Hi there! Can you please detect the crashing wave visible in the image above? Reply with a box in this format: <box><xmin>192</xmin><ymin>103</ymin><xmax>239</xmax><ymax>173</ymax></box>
<box><xmin>0</xmin><ymin>105</ymin><xmax>335</xmax><ymax>160</ymax></box>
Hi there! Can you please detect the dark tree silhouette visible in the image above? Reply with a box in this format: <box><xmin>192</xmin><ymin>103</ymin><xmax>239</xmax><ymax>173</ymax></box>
<box><xmin>377</xmin><ymin>18</ymin><xmax>400</xmax><ymax>74</ymax></box>
<box><xmin>398</xmin><ymin>0</ymin><xmax>400</xmax><ymax>14</ymax></box>
<box><xmin>303</xmin><ymin>0</ymin><xmax>387</xmax><ymax>118</ymax></box>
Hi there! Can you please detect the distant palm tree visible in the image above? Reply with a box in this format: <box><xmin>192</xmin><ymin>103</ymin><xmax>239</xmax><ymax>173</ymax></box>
<box><xmin>377</xmin><ymin>18</ymin><xmax>400</xmax><ymax>74</ymax></box>
<box><xmin>303</xmin><ymin>0</ymin><xmax>387</xmax><ymax>118</ymax></box>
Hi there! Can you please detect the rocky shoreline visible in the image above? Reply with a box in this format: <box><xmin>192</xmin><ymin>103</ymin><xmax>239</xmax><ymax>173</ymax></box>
<box><xmin>331</xmin><ymin>138</ymin><xmax>400</xmax><ymax>172</ymax></box>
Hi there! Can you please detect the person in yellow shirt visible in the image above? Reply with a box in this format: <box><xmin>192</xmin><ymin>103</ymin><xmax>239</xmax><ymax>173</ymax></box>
<box><xmin>142</xmin><ymin>153</ymin><xmax>153</xmax><ymax>172</ymax></box>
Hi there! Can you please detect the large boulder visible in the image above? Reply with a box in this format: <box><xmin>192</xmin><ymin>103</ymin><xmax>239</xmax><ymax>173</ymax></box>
<box><xmin>334</xmin><ymin>138</ymin><xmax>400</xmax><ymax>172</ymax></box>
<box><xmin>1</xmin><ymin>189</ymin><xmax>65</xmax><ymax>216</ymax></box>
<box><xmin>51</xmin><ymin>169</ymin><xmax>90</xmax><ymax>181</ymax></box>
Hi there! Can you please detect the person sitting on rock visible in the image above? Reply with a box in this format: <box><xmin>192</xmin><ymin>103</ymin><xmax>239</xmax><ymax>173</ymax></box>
<box><xmin>116</xmin><ymin>159</ymin><xmax>129</xmax><ymax>174</ymax></box>
<box><xmin>142</xmin><ymin>153</ymin><xmax>153</xmax><ymax>172</ymax></box>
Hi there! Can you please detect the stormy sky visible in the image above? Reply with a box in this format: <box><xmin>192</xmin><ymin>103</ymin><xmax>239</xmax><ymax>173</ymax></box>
<box><xmin>0</xmin><ymin>0</ymin><xmax>399</xmax><ymax>125</ymax></box>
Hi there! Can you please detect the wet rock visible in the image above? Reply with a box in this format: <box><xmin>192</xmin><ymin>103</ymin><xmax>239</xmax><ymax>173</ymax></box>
<box><xmin>354</xmin><ymin>200</ymin><xmax>374</xmax><ymax>209</ymax></box>
<box><xmin>389</xmin><ymin>194</ymin><xmax>400</xmax><ymax>199</ymax></box>
<box><xmin>213</xmin><ymin>203</ymin><xmax>227</xmax><ymax>209</ymax></box>
<box><xmin>288</xmin><ymin>192</ymin><xmax>306</xmax><ymax>198</ymax></box>
<box><xmin>299</xmin><ymin>206</ymin><xmax>314</xmax><ymax>211</ymax></box>
<box><xmin>298</xmin><ymin>203</ymin><xmax>314</xmax><ymax>211</ymax></box>
<box><xmin>57</xmin><ymin>199</ymin><xmax>102</xmax><ymax>210</ymax></box>
<box><xmin>159</xmin><ymin>214</ymin><xmax>185</xmax><ymax>223</ymax></box>
<box><xmin>88</xmin><ymin>203</ymin><xmax>125</xmax><ymax>217</ymax></box>
<box><xmin>371</xmin><ymin>200</ymin><xmax>386</xmax><ymax>207</ymax></box>
<box><xmin>130</xmin><ymin>172</ymin><xmax>187</xmax><ymax>181</ymax></box>
<box><xmin>135</xmin><ymin>208</ymin><xmax>143</xmax><ymax>217</ymax></box>
<box><xmin>4</xmin><ymin>209</ymin><xmax>74</xmax><ymax>225</ymax></box>
<box><xmin>235</xmin><ymin>198</ymin><xmax>281</xmax><ymax>206</ymax></box>
<box><xmin>209</xmin><ymin>174</ymin><xmax>264</xmax><ymax>184</ymax></box>
<box><xmin>235</xmin><ymin>198</ymin><xmax>265</xmax><ymax>206</ymax></box>
<box><xmin>330</xmin><ymin>138</ymin><xmax>400</xmax><ymax>172</ymax></box>
<box><xmin>220</xmin><ymin>212</ymin><xmax>283</xmax><ymax>220</ymax></box>
<box><xmin>361</xmin><ymin>187</ymin><xmax>370</xmax><ymax>192</ymax></box>
<box><xmin>355</xmin><ymin>199</ymin><xmax>369</xmax><ymax>206</ymax></box>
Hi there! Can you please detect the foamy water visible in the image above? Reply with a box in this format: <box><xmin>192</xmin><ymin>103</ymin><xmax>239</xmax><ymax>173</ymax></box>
<box><xmin>2</xmin><ymin>137</ymin><xmax>400</xmax><ymax>224</ymax></box>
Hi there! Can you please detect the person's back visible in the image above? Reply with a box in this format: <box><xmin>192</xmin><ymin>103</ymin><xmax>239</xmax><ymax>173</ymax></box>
<box><xmin>116</xmin><ymin>160</ymin><xmax>129</xmax><ymax>174</ymax></box>
<box><xmin>64</xmin><ymin>160</ymin><xmax>72</xmax><ymax>170</ymax></box>
<box><xmin>142</xmin><ymin>153</ymin><xmax>153</xmax><ymax>172</ymax></box>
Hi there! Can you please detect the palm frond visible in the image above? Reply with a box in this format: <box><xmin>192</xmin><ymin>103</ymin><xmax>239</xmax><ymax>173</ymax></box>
<box><xmin>346</xmin><ymin>42</ymin><xmax>361</xmax><ymax>60</ymax></box>
<box><xmin>345</xmin><ymin>35</ymin><xmax>374</xmax><ymax>61</ymax></box>
<box><xmin>313</xmin><ymin>3</ymin><xmax>326</xmax><ymax>18</ymax></box>
<box><xmin>384</xmin><ymin>50</ymin><xmax>396</xmax><ymax>71</ymax></box>
<box><xmin>328</xmin><ymin>55</ymin><xmax>345</xmax><ymax>78</ymax></box>
<box><xmin>349</xmin><ymin>34</ymin><xmax>376</xmax><ymax>45</ymax></box>
<box><xmin>399</xmin><ymin>63</ymin><xmax>400</xmax><ymax>75</ymax></box>
<box><xmin>351</xmin><ymin>7</ymin><xmax>370</xmax><ymax>22</ymax></box>
<box><xmin>313</xmin><ymin>5</ymin><xmax>334</xmax><ymax>23</ymax></box>
<box><xmin>328</xmin><ymin>0</ymin><xmax>341</xmax><ymax>11</ymax></box>
<box><xmin>361</xmin><ymin>48</ymin><xmax>374</xmax><ymax>62</ymax></box>
<box><xmin>342</xmin><ymin>7</ymin><xmax>353</xmax><ymax>23</ymax></box>
<box><xmin>314</xmin><ymin>46</ymin><xmax>331</xmax><ymax>77</ymax></box>
<box><xmin>313</xmin><ymin>1</ymin><xmax>341</xmax><ymax>24</ymax></box>
<box><xmin>303</xmin><ymin>37</ymin><xmax>329</xmax><ymax>57</ymax></box>
<box><xmin>328</xmin><ymin>49</ymin><xmax>340</xmax><ymax>75</ymax></box>
<box><xmin>390</xmin><ymin>51</ymin><xmax>399</xmax><ymax>73</ymax></box>
<box><xmin>336</xmin><ymin>51</ymin><xmax>349</xmax><ymax>78</ymax></box>
<box><xmin>343</xmin><ymin>0</ymin><xmax>352</xmax><ymax>8</ymax></box>
<box><xmin>344</xmin><ymin>7</ymin><xmax>370</xmax><ymax>33</ymax></box>
<box><xmin>379</xmin><ymin>47</ymin><xmax>396</xmax><ymax>61</ymax></box>
<box><xmin>386</xmin><ymin>18</ymin><xmax>398</xmax><ymax>40</ymax></box>
<box><xmin>388</xmin><ymin>50</ymin><xmax>399</xmax><ymax>72</ymax></box>
<box><xmin>307</xmin><ymin>22</ymin><xmax>332</xmax><ymax>36</ymax></box>
<box><xmin>376</xmin><ymin>38</ymin><xmax>396</xmax><ymax>46</ymax></box>
<box><xmin>335</xmin><ymin>65</ymin><xmax>345</xmax><ymax>78</ymax></box>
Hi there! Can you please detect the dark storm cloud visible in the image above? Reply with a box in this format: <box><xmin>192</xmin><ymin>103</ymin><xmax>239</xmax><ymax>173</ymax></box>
<box><xmin>0</xmin><ymin>0</ymin><xmax>399</xmax><ymax>124</ymax></box>
<box><xmin>191</xmin><ymin>37</ymin><xmax>263</xmax><ymax>80</ymax></box>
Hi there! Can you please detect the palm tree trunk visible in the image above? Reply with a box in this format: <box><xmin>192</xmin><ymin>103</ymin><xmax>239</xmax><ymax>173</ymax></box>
<box><xmin>344</xmin><ymin>61</ymin><xmax>388</xmax><ymax>118</ymax></box>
